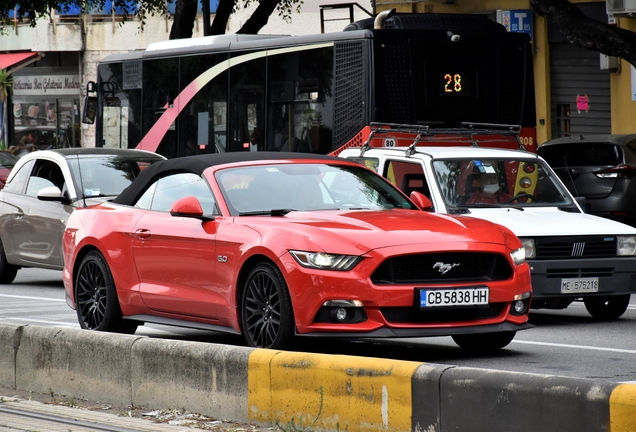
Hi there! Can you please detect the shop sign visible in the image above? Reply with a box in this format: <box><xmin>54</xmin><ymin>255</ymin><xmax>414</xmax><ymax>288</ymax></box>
<box><xmin>13</xmin><ymin>75</ymin><xmax>81</xmax><ymax>96</ymax></box>
<box><xmin>497</xmin><ymin>10</ymin><xmax>533</xmax><ymax>40</ymax></box>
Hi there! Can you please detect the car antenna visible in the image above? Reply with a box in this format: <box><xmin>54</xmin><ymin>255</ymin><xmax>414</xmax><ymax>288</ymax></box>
<box><xmin>76</xmin><ymin>155</ymin><xmax>88</xmax><ymax>208</ymax></box>
<box><xmin>563</xmin><ymin>158</ymin><xmax>580</xmax><ymax>197</ymax></box>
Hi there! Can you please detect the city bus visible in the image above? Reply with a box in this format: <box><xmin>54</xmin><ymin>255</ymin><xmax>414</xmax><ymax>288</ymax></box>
<box><xmin>84</xmin><ymin>11</ymin><xmax>536</xmax><ymax>158</ymax></box>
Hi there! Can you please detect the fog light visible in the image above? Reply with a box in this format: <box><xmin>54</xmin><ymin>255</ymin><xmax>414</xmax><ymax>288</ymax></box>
<box><xmin>514</xmin><ymin>300</ymin><xmax>526</xmax><ymax>314</ymax></box>
<box><xmin>335</xmin><ymin>308</ymin><xmax>348</xmax><ymax>321</ymax></box>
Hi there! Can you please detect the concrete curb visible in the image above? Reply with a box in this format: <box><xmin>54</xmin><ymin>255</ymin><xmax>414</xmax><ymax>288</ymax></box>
<box><xmin>2</xmin><ymin>322</ymin><xmax>636</xmax><ymax>431</ymax></box>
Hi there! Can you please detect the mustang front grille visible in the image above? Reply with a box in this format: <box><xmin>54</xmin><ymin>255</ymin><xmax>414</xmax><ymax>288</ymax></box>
<box><xmin>371</xmin><ymin>252</ymin><xmax>512</xmax><ymax>285</ymax></box>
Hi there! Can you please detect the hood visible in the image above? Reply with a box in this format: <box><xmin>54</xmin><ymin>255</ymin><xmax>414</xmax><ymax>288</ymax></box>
<box><xmin>463</xmin><ymin>207</ymin><xmax>636</xmax><ymax>237</ymax></box>
<box><xmin>245</xmin><ymin>209</ymin><xmax>514</xmax><ymax>254</ymax></box>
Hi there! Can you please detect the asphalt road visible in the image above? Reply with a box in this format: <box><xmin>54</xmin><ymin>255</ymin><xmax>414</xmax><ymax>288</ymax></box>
<box><xmin>2</xmin><ymin>267</ymin><xmax>636</xmax><ymax>384</ymax></box>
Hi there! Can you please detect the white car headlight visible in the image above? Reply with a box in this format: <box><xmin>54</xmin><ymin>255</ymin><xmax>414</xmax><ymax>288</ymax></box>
<box><xmin>519</xmin><ymin>238</ymin><xmax>536</xmax><ymax>259</ymax></box>
<box><xmin>290</xmin><ymin>250</ymin><xmax>361</xmax><ymax>271</ymax></box>
<box><xmin>617</xmin><ymin>236</ymin><xmax>636</xmax><ymax>256</ymax></box>
<box><xmin>510</xmin><ymin>247</ymin><xmax>526</xmax><ymax>265</ymax></box>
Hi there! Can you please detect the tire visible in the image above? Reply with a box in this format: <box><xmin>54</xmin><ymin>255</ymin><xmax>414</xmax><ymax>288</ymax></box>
<box><xmin>452</xmin><ymin>331</ymin><xmax>516</xmax><ymax>351</ymax></box>
<box><xmin>0</xmin><ymin>239</ymin><xmax>18</xmax><ymax>284</ymax></box>
<box><xmin>240</xmin><ymin>261</ymin><xmax>294</xmax><ymax>349</ymax></box>
<box><xmin>583</xmin><ymin>295</ymin><xmax>630</xmax><ymax>320</ymax></box>
<box><xmin>75</xmin><ymin>251</ymin><xmax>137</xmax><ymax>334</ymax></box>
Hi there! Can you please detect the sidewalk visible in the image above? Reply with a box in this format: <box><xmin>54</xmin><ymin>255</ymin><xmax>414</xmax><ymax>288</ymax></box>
<box><xmin>0</xmin><ymin>392</ymin><xmax>274</xmax><ymax>431</ymax></box>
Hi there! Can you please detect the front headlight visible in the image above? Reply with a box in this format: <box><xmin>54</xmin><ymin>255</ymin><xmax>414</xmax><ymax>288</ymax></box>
<box><xmin>510</xmin><ymin>247</ymin><xmax>526</xmax><ymax>265</ymax></box>
<box><xmin>290</xmin><ymin>250</ymin><xmax>361</xmax><ymax>271</ymax></box>
<box><xmin>519</xmin><ymin>238</ymin><xmax>536</xmax><ymax>259</ymax></box>
<box><xmin>617</xmin><ymin>236</ymin><xmax>636</xmax><ymax>256</ymax></box>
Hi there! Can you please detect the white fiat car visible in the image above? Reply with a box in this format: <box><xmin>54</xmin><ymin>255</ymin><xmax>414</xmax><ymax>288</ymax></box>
<box><xmin>339</xmin><ymin>144</ymin><xmax>636</xmax><ymax>319</ymax></box>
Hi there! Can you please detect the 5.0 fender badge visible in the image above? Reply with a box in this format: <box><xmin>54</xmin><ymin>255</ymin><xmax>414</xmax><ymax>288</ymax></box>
<box><xmin>218</xmin><ymin>256</ymin><xmax>228</xmax><ymax>263</ymax></box>
<box><xmin>433</xmin><ymin>262</ymin><xmax>459</xmax><ymax>274</ymax></box>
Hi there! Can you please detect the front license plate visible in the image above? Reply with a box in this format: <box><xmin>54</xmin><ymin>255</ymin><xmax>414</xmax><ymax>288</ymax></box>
<box><xmin>561</xmin><ymin>277</ymin><xmax>599</xmax><ymax>294</ymax></box>
<box><xmin>419</xmin><ymin>287</ymin><xmax>489</xmax><ymax>308</ymax></box>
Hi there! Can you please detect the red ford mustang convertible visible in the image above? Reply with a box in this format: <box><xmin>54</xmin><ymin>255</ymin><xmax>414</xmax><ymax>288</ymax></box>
<box><xmin>63</xmin><ymin>152</ymin><xmax>532</xmax><ymax>350</ymax></box>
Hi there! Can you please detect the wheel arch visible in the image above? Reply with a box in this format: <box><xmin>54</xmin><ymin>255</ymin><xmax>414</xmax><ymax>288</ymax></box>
<box><xmin>235</xmin><ymin>254</ymin><xmax>292</xmax><ymax>331</ymax></box>
<box><xmin>70</xmin><ymin>244</ymin><xmax>102</xmax><ymax>301</ymax></box>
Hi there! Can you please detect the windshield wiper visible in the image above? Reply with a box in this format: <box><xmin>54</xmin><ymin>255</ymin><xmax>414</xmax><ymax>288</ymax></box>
<box><xmin>239</xmin><ymin>209</ymin><xmax>296</xmax><ymax>216</ymax></box>
<box><xmin>456</xmin><ymin>203</ymin><xmax>503</xmax><ymax>208</ymax></box>
<box><xmin>558</xmin><ymin>206</ymin><xmax>581</xmax><ymax>213</ymax></box>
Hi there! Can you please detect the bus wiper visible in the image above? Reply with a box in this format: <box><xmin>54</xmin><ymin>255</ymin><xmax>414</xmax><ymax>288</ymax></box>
<box><xmin>446</xmin><ymin>205</ymin><xmax>470</xmax><ymax>214</ymax></box>
<box><xmin>239</xmin><ymin>209</ymin><xmax>295</xmax><ymax>216</ymax></box>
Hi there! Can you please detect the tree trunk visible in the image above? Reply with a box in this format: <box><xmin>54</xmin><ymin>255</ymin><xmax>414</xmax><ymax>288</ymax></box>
<box><xmin>531</xmin><ymin>0</ymin><xmax>636</xmax><ymax>67</ymax></box>
<box><xmin>209</xmin><ymin>0</ymin><xmax>236</xmax><ymax>35</ymax></box>
<box><xmin>169</xmin><ymin>0</ymin><xmax>198</xmax><ymax>40</ymax></box>
<box><xmin>237</xmin><ymin>0</ymin><xmax>279</xmax><ymax>34</ymax></box>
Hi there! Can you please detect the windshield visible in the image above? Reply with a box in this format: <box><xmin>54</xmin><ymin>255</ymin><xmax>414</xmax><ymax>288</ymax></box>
<box><xmin>68</xmin><ymin>154</ymin><xmax>164</xmax><ymax>198</ymax></box>
<box><xmin>216</xmin><ymin>163</ymin><xmax>416</xmax><ymax>216</ymax></box>
<box><xmin>431</xmin><ymin>158</ymin><xmax>574</xmax><ymax>208</ymax></box>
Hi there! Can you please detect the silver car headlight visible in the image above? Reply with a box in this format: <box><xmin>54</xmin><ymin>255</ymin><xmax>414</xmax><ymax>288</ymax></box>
<box><xmin>510</xmin><ymin>247</ymin><xmax>526</xmax><ymax>265</ymax></box>
<box><xmin>617</xmin><ymin>236</ymin><xmax>636</xmax><ymax>256</ymax></box>
<box><xmin>519</xmin><ymin>238</ymin><xmax>536</xmax><ymax>259</ymax></box>
<box><xmin>290</xmin><ymin>250</ymin><xmax>361</xmax><ymax>271</ymax></box>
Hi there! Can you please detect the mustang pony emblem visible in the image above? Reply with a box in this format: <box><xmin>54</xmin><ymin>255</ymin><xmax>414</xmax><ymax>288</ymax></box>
<box><xmin>433</xmin><ymin>262</ymin><xmax>460</xmax><ymax>274</ymax></box>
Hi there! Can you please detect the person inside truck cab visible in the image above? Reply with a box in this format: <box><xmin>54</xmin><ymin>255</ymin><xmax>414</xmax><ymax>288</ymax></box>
<box><xmin>465</xmin><ymin>163</ymin><xmax>512</xmax><ymax>205</ymax></box>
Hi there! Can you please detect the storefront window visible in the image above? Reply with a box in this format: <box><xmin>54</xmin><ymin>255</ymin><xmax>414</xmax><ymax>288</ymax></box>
<box><xmin>11</xmin><ymin>72</ymin><xmax>82</xmax><ymax>150</ymax></box>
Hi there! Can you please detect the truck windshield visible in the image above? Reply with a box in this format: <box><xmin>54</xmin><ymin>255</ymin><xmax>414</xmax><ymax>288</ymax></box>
<box><xmin>431</xmin><ymin>158</ymin><xmax>574</xmax><ymax>208</ymax></box>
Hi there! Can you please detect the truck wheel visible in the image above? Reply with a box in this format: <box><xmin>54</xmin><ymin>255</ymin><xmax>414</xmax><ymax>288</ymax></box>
<box><xmin>452</xmin><ymin>331</ymin><xmax>516</xmax><ymax>351</ymax></box>
<box><xmin>583</xmin><ymin>295</ymin><xmax>630</xmax><ymax>320</ymax></box>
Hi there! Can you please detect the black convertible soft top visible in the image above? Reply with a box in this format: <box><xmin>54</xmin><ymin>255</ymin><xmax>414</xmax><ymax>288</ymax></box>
<box><xmin>112</xmin><ymin>151</ymin><xmax>344</xmax><ymax>206</ymax></box>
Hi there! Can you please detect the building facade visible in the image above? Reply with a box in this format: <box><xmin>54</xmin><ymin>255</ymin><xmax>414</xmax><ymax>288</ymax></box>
<box><xmin>2</xmin><ymin>0</ymin><xmax>632</xmax><ymax>150</ymax></box>
<box><xmin>374</xmin><ymin>0</ymin><xmax>636</xmax><ymax>147</ymax></box>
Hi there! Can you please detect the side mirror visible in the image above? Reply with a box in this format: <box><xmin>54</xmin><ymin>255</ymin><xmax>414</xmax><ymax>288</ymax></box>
<box><xmin>37</xmin><ymin>186</ymin><xmax>64</xmax><ymax>202</ymax></box>
<box><xmin>82</xmin><ymin>96</ymin><xmax>97</xmax><ymax>125</ymax></box>
<box><xmin>170</xmin><ymin>196</ymin><xmax>214</xmax><ymax>221</ymax></box>
<box><xmin>410</xmin><ymin>191</ymin><xmax>434</xmax><ymax>211</ymax></box>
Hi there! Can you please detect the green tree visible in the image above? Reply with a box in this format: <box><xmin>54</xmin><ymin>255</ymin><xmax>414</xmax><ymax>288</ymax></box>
<box><xmin>1</xmin><ymin>0</ymin><xmax>303</xmax><ymax>39</ymax></box>
<box><xmin>531</xmin><ymin>0</ymin><xmax>636</xmax><ymax>68</ymax></box>
<box><xmin>0</xmin><ymin>69</ymin><xmax>13</xmax><ymax>151</ymax></box>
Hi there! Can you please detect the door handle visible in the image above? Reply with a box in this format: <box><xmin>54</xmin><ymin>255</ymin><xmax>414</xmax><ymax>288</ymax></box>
<box><xmin>134</xmin><ymin>229</ymin><xmax>151</xmax><ymax>240</ymax></box>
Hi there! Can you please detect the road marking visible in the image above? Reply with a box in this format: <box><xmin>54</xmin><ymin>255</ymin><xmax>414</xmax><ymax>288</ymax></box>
<box><xmin>0</xmin><ymin>294</ymin><xmax>65</xmax><ymax>302</ymax></box>
<box><xmin>513</xmin><ymin>339</ymin><xmax>636</xmax><ymax>354</ymax></box>
<box><xmin>3</xmin><ymin>317</ymin><xmax>77</xmax><ymax>327</ymax></box>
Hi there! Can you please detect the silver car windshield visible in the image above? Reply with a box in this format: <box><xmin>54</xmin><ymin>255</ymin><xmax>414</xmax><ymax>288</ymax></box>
<box><xmin>431</xmin><ymin>158</ymin><xmax>574</xmax><ymax>208</ymax></box>
<box><xmin>216</xmin><ymin>163</ymin><xmax>416</xmax><ymax>216</ymax></box>
<box><xmin>67</xmin><ymin>154</ymin><xmax>163</xmax><ymax>198</ymax></box>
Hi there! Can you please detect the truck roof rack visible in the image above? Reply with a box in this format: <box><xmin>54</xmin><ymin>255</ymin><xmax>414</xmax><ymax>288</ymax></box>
<box><xmin>358</xmin><ymin>122</ymin><xmax>524</xmax><ymax>157</ymax></box>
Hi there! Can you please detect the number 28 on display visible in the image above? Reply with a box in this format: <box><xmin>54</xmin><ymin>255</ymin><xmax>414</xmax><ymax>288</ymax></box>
<box><xmin>444</xmin><ymin>73</ymin><xmax>462</xmax><ymax>93</ymax></box>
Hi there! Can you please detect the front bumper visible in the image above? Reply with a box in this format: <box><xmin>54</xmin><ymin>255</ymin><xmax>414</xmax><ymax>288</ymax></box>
<box><xmin>296</xmin><ymin>321</ymin><xmax>534</xmax><ymax>338</ymax></box>
<box><xmin>528</xmin><ymin>256</ymin><xmax>636</xmax><ymax>300</ymax></box>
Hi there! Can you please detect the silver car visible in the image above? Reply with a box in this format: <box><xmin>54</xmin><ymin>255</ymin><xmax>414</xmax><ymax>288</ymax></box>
<box><xmin>0</xmin><ymin>148</ymin><xmax>165</xmax><ymax>283</ymax></box>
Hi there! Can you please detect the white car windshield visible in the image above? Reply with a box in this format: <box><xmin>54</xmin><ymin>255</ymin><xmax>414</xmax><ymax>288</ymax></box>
<box><xmin>431</xmin><ymin>158</ymin><xmax>575</xmax><ymax>208</ymax></box>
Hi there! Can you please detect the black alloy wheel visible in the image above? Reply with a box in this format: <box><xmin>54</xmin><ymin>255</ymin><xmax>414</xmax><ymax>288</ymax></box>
<box><xmin>583</xmin><ymin>295</ymin><xmax>630</xmax><ymax>320</ymax></box>
<box><xmin>240</xmin><ymin>262</ymin><xmax>294</xmax><ymax>349</ymax></box>
<box><xmin>452</xmin><ymin>331</ymin><xmax>516</xmax><ymax>351</ymax></box>
<box><xmin>0</xmin><ymin>239</ymin><xmax>18</xmax><ymax>284</ymax></box>
<box><xmin>75</xmin><ymin>251</ymin><xmax>137</xmax><ymax>334</ymax></box>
